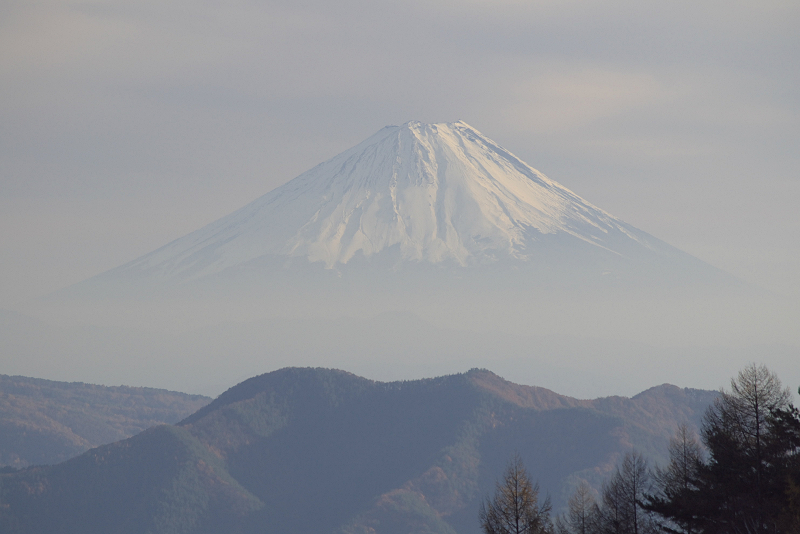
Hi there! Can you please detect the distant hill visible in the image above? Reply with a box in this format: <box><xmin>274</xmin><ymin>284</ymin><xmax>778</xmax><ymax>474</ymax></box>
<box><xmin>0</xmin><ymin>374</ymin><xmax>211</xmax><ymax>468</ymax></box>
<box><xmin>0</xmin><ymin>368</ymin><xmax>716</xmax><ymax>534</ymax></box>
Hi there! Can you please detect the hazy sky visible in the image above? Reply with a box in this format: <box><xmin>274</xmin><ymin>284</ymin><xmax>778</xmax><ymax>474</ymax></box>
<box><xmin>2</xmin><ymin>0</ymin><xmax>799</xmax><ymax>308</ymax></box>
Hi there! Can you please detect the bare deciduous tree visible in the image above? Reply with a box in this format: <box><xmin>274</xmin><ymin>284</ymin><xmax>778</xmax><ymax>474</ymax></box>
<box><xmin>597</xmin><ymin>451</ymin><xmax>656</xmax><ymax>534</ymax></box>
<box><xmin>480</xmin><ymin>455</ymin><xmax>552</xmax><ymax>534</ymax></box>
<box><xmin>556</xmin><ymin>480</ymin><xmax>598</xmax><ymax>534</ymax></box>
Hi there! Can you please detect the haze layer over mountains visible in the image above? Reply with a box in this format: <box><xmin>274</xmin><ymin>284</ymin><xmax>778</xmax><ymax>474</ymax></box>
<box><xmin>11</xmin><ymin>122</ymin><xmax>798</xmax><ymax>397</ymax></box>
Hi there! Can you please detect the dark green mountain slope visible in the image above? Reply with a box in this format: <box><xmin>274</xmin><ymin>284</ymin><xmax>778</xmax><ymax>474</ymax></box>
<box><xmin>0</xmin><ymin>368</ymin><xmax>716</xmax><ymax>534</ymax></box>
<box><xmin>0</xmin><ymin>374</ymin><xmax>211</xmax><ymax>468</ymax></box>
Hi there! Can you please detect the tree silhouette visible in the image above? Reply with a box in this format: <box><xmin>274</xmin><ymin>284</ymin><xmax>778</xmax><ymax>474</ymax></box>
<box><xmin>701</xmin><ymin>364</ymin><xmax>792</xmax><ymax>533</ymax></box>
<box><xmin>645</xmin><ymin>364</ymin><xmax>800</xmax><ymax>534</ymax></box>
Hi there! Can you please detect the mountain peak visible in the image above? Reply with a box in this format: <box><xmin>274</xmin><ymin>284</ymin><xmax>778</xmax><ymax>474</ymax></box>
<box><xmin>115</xmin><ymin>121</ymin><xmax>680</xmax><ymax>281</ymax></box>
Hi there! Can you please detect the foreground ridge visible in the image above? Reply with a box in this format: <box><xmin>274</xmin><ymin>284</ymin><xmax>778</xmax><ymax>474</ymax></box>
<box><xmin>0</xmin><ymin>367</ymin><xmax>717</xmax><ymax>534</ymax></box>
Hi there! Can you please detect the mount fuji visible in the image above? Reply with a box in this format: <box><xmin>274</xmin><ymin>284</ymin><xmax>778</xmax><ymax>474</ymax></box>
<box><xmin>82</xmin><ymin>120</ymin><xmax>717</xmax><ymax>291</ymax></box>
<box><xmin>19</xmin><ymin>121</ymin><xmax>795</xmax><ymax>397</ymax></box>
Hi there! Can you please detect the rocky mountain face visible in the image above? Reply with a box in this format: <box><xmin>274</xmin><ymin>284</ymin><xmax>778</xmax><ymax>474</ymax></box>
<box><xmin>0</xmin><ymin>368</ymin><xmax>717</xmax><ymax>534</ymax></box>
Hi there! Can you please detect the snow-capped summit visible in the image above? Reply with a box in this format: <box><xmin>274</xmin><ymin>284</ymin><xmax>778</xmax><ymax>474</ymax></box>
<box><xmin>117</xmin><ymin>121</ymin><xmax>682</xmax><ymax>281</ymax></box>
<box><xmin>45</xmin><ymin>120</ymin><xmax>759</xmax><ymax>353</ymax></box>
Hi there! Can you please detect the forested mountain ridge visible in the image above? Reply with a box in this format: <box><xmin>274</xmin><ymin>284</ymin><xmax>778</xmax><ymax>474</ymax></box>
<box><xmin>0</xmin><ymin>374</ymin><xmax>211</xmax><ymax>468</ymax></box>
<box><xmin>0</xmin><ymin>368</ymin><xmax>717</xmax><ymax>534</ymax></box>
